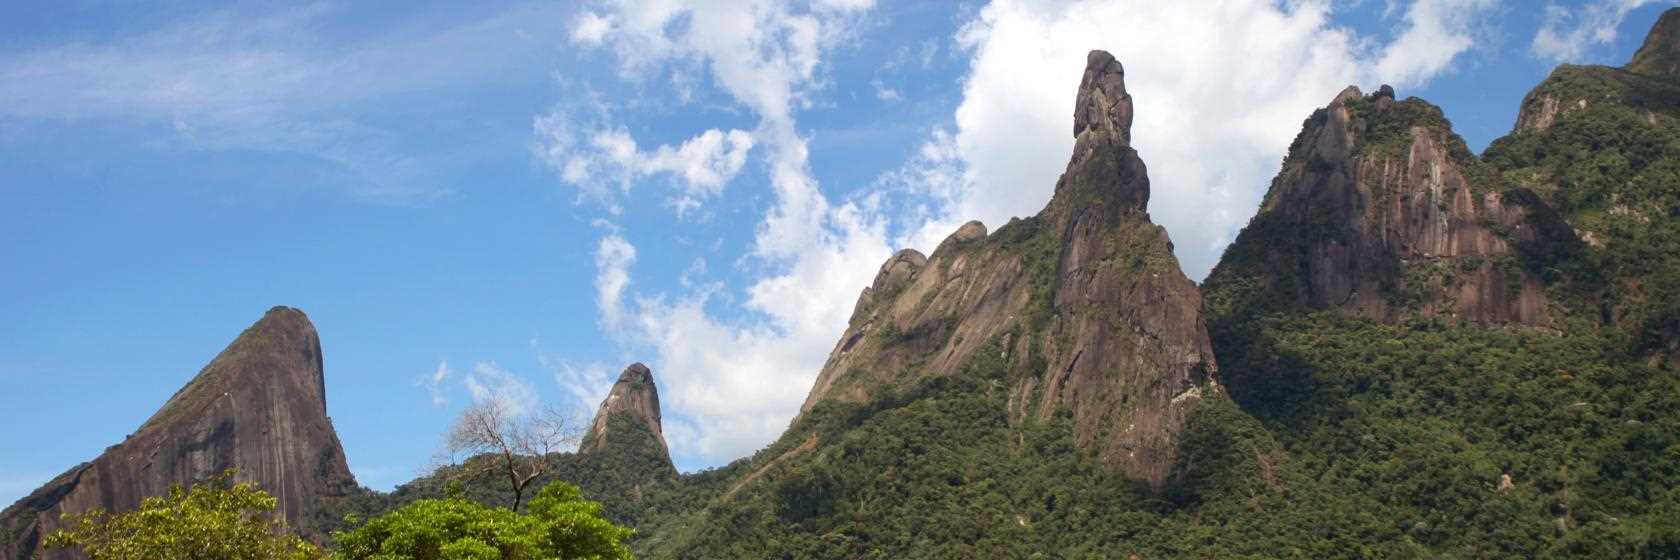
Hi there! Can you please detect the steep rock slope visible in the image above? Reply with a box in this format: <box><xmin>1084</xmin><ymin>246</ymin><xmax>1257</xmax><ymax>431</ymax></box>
<box><xmin>1204</xmin><ymin>85</ymin><xmax>1580</xmax><ymax>331</ymax></box>
<box><xmin>580</xmin><ymin>363</ymin><xmax>669</xmax><ymax>459</ymax></box>
<box><xmin>575</xmin><ymin>363</ymin><xmax>677</xmax><ymax>504</ymax></box>
<box><xmin>0</xmin><ymin>307</ymin><xmax>357</xmax><ymax>560</ymax></box>
<box><xmin>1485</xmin><ymin>8</ymin><xmax>1680</xmax><ymax>368</ymax></box>
<box><xmin>799</xmin><ymin>50</ymin><xmax>1218</xmax><ymax>488</ymax></box>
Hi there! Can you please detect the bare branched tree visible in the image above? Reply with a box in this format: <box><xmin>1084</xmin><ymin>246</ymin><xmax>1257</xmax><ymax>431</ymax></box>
<box><xmin>439</xmin><ymin>398</ymin><xmax>580</xmax><ymax>512</ymax></box>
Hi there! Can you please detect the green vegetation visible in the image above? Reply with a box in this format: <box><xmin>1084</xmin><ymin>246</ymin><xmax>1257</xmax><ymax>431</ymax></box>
<box><xmin>1483</xmin><ymin>65</ymin><xmax>1680</xmax><ymax>364</ymax></box>
<box><xmin>333</xmin><ymin>481</ymin><xmax>632</xmax><ymax>560</ymax></box>
<box><xmin>44</xmin><ymin>470</ymin><xmax>326</xmax><ymax>560</ymax></box>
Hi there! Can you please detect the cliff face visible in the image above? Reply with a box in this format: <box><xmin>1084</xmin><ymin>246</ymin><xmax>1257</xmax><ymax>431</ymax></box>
<box><xmin>579</xmin><ymin>363</ymin><xmax>672</xmax><ymax>466</ymax></box>
<box><xmin>1205</xmin><ymin>86</ymin><xmax>1576</xmax><ymax>329</ymax></box>
<box><xmin>800</xmin><ymin>51</ymin><xmax>1218</xmax><ymax>488</ymax></box>
<box><xmin>0</xmin><ymin>307</ymin><xmax>357</xmax><ymax>560</ymax></box>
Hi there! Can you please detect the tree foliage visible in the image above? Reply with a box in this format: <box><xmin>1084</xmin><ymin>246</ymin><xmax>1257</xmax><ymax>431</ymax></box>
<box><xmin>331</xmin><ymin>480</ymin><xmax>632</xmax><ymax>560</ymax></box>
<box><xmin>43</xmin><ymin>470</ymin><xmax>326</xmax><ymax>560</ymax></box>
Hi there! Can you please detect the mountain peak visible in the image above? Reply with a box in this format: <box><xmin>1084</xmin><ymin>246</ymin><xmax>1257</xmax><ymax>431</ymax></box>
<box><xmin>580</xmin><ymin>363</ymin><xmax>670</xmax><ymax>461</ymax></box>
<box><xmin>1073</xmin><ymin>50</ymin><xmax>1132</xmax><ymax>142</ymax></box>
<box><xmin>1055</xmin><ymin>50</ymin><xmax>1149</xmax><ymax>214</ymax></box>
<box><xmin>1628</xmin><ymin>7</ymin><xmax>1680</xmax><ymax>77</ymax></box>
<box><xmin>1</xmin><ymin>307</ymin><xmax>356</xmax><ymax>560</ymax></box>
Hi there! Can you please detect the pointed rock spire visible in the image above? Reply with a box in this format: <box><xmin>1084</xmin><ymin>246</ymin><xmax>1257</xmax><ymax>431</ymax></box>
<box><xmin>1628</xmin><ymin>8</ymin><xmax>1680</xmax><ymax>77</ymax></box>
<box><xmin>1074</xmin><ymin>50</ymin><xmax>1134</xmax><ymax>142</ymax></box>
<box><xmin>1054</xmin><ymin>50</ymin><xmax>1150</xmax><ymax>214</ymax></box>
<box><xmin>580</xmin><ymin>363</ymin><xmax>670</xmax><ymax>460</ymax></box>
<box><xmin>1</xmin><ymin>306</ymin><xmax>357</xmax><ymax>560</ymax></box>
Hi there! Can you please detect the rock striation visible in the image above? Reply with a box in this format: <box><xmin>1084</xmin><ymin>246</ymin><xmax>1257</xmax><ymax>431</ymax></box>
<box><xmin>1204</xmin><ymin>86</ymin><xmax>1576</xmax><ymax>328</ymax></box>
<box><xmin>800</xmin><ymin>51</ymin><xmax>1219</xmax><ymax>488</ymax></box>
<box><xmin>0</xmin><ymin>307</ymin><xmax>357</xmax><ymax>560</ymax></box>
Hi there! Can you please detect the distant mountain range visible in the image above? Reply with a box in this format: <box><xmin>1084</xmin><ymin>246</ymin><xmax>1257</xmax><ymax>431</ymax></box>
<box><xmin>7</xmin><ymin>8</ymin><xmax>1680</xmax><ymax>559</ymax></box>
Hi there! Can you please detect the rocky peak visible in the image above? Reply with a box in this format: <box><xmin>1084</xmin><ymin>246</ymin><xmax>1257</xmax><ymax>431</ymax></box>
<box><xmin>1073</xmin><ymin>50</ymin><xmax>1133</xmax><ymax>142</ymax></box>
<box><xmin>1628</xmin><ymin>8</ymin><xmax>1680</xmax><ymax>77</ymax></box>
<box><xmin>1</xmin><ymin>307</ymin><xmax>357</xmax><ymax>560</ymax></box>
<box><xmin>1056</xmin><ymin>50</ymin><xmax>1149</xmax><ymax>214</ymax></box>
<box><xmin>796</xmin><ymin>50</ymin><xmax>1218</xmax><ymax>489</ymax></box>
<box><xmin>580</xmin><ymin>363</ymin><xmax>670</xmax><ymax>463</ymax></box>
<box><xmin>1205</xmin><ymin>86</ymin><xmax>1569</xmax><ymax>327</ymax></box>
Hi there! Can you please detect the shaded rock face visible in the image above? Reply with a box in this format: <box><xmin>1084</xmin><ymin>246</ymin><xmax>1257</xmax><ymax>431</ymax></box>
<box><xmin>1628</xmin><ymin>8</ymin><xmax>1680</xmax><ymax>78</ymax></box>
<box><xmin>1206</xmin><ymin>87</ymin><xmax>1570</xmax><ymax>327</ymax></box>
<box><xmin>800</xmin><ymin>50</ymin><xmax>1218</xmax><ymax>488</ymax></box>
<box><xmin>580</xmin><ymin>363</ymin><xmax>670</xmax><ymax>460</ymax></box>
<box><xmin>0</xmin><ymin>307</ymin><xmax>357</xmax><ymax>560</ymax></box>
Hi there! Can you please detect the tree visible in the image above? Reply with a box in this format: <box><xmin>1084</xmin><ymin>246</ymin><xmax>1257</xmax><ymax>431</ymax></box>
<box><xmin>331</xmin><ymin>480</ymin><xmax>632</xmax><ymax>560</ymax></box>
<box><xmin>441</xmin><ymin>398</ymin><xmax>579</xmax><ymax>512</ymax></box>
<box><xmin>43</xmin><ymin>470</ymin><xmax>325</xmax><ymax>560</ymax></box>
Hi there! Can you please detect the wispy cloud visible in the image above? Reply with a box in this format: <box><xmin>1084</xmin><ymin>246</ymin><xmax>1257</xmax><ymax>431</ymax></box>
<box><xmin>416</xmin><ymin>360</ymin><xmax>453</xmax><ymax>408</ymax></box>
<box><xmin>0</xmin><ymin>3</ymin><xmax>571</xmax><ymax>202</ymax></box>
<box><xmin>1531</xmin><ymin>0</ymin><xmax>1663</xmax><ymax>62</ymax></box>
<box><xmin>462</xmin><ymin>361</ymin><xmax>539</xmax><ymax>417</ymax></box>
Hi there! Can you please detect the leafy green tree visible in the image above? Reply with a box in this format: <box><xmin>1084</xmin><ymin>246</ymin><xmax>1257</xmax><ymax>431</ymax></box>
<box><xmin>43</xmin><ymin>470</ymin><xmax>325</xmax><ymax>560</ymax></box>
<box><xmin>332</xmin><ymin>480</ymin><xmax>632</xmax><ymax>560</ymax></box>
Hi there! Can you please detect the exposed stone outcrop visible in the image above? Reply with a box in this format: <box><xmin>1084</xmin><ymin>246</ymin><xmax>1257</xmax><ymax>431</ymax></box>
<box><xmin>0</xmin><ymin>307</ymin><xmax>357</xmax><ymax>560</ymax></box>
<box><xmin>799</xmin><ymin>50</ymin><xmax>1219</xmax><ymax>488</ymax></box>
<box><xmin>574</xmin><ymin>363</ymin><xmax>675</xmax><ymax>506</ymax></box>
<box><xmin>580</xmin><ymin>363</ymin><xmax>671</xmax><ymax>462</ymax></box>
<box><xmin>1205</xmin><ymin>86</ymin><xmax>1574</xmax><ymax>327</ymax></box>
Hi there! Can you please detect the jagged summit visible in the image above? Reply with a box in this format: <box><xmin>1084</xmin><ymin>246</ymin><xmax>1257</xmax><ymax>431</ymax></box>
<box><xmin>795</xmin><ymin>50</ymin><xmax>1218</xmax><ymax>488</ymax></box>
<box><xmin>1628</xmin><ymin>7</ymin><xmax>1680</xmax><ymax>77</ymax></box>
<box><xmin>0</xmin><ymin>307</ymin><xmax>356</xmax><ymax>560</ymax></box>
<box><xmin>1056</xmin><ymin>50</ymin><xmax>1149</xmax><ymax>212</ymax></box>
<box><xmin>580</xmin><ymin>363</ymin><xmax>670</xmax><ymax>461</ymax></box>
<box><xmin>1204</xmin><ymin>85</ymin><xmax>1574</xmax><ymax>328</ymax></box>
<box><xmin>1073</xmin><ymin>50</ymin><xmax>1132</xmax><ymax>141</ymax></box>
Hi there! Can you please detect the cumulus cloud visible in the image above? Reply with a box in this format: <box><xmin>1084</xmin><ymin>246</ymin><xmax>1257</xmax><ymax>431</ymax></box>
<box><xmin>533</xmin><ymin>111</ymin><xmax>754</xmax><ymax>214</ymax></box>
<box><xmin>893</xmin><ymin>0</ymin><xmax>1496</xmax><ymax>280</ymax></box>
<box><xmin>567</xmin><ymin>0</ymin><xmax>891</xmax><ymax>462</ymax></box>
<box><xmin>1531</xmin><ymin>0</ymin><xmax>1662</xmax><ymax>62</ymax></box>
<box><xmin>462</xmin><ymin>361</ymin><xmax>539</xmax><ymax>417</ymax></box>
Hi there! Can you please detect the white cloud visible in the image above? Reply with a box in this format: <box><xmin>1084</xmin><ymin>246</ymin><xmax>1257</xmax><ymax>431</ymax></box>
<box><xmin>533</xmin><ymin>110</ymin><xmax>754</xmax><ymax>214</ymax></box>
<box><xmin>892</xmin><ymin>0</ymin><xmax>1495</xmax><ymax>280</ymax></box>
<box><xmin>872</xmin><ymin>79</ymin><xmax>903</xmax><ymax>101</ymax></box>
<box><xmin>570</xmin><ymin>0</ymin><xmax>892</xmax><ymax>462</ymax></box>
<box><xmin>462</xmin><ymin>361</ymin><xmax>539</xmax><ymax>417</ymax></box>
<box><xmin>416</xmin><ymin>359</ymin><xmax>453</xmax><ymax>408</ymax></box>
<box><xmin>571</xmin><ymin>11</ymin><xmax>615</xmax><ymax>45</ymax></box>
<box><xmin>1532</xmin><ymin>0</ymin><xmax>1661</xmax><ymax>62</ymax></box>
<box><xmin>1375</xmin><ymin>0</ymin><xmax>1498</xmax><ymax>87</ymax></box>
<box><xmin>594</xmin><ymin>234</ymin><xmax>638</xmax><ymax>331</ymax></box>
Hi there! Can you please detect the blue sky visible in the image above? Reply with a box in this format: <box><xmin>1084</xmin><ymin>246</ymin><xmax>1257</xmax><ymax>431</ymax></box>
<box><xmin>1</xmin><ymin>0</ymin><xmax>1671</xmax><ymax>501</ymax></box>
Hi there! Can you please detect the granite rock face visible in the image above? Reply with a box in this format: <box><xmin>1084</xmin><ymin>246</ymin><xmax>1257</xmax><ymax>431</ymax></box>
<box><xmin>580</xmin><ymin>363</ymin><xmax>671</xmax><ymax>462</ymax></box>
<box><xmin>0</xmin><ymin>307</ymin><xmax>357</xmax><ymax>560</ymax></box>
<box><xmin>1205</xmin><ymin>86</ymin><xmax>1575</xmax><ymax>328</ymax></box>
<box><xmin>576</xmin><ymin>363</ymin><xmax>676</xmax><ymax>505</ymax></box>
<box><xmin>800</xmin><ymin>50</ymin><xmax>1219</xmax><ymax>488</ymax></box>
